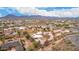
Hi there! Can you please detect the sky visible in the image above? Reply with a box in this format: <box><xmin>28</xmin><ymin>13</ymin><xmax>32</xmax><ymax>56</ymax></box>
<box><xmin>0</xmin><ymin>7</ymin><xmax>79</xmax><ymax>17</ymax></box>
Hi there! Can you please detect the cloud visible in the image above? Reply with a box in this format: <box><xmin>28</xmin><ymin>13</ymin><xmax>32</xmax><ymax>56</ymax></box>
<box><xmin>50</xmin><ymin>8</ymin><xmax>79</xmax><ymax>17</ymax></box>
<box><xmin>16</xmin><ymin>7</ymin><xmax>53</xmax><ymax>16</ymax></box>
<box><xmin>0</xmin><ymin>7</ymin><xmax>79</xmax><ymax>17</ymax></box>
<box><xmin>16</xmin><ymin>7</ymin><xmax>79</xmax><ymax>17</ymax></box>
<box><xmin>0</xmin><ymin>7</ymin><xmax>22</xmax><ymax>17</ymax></box>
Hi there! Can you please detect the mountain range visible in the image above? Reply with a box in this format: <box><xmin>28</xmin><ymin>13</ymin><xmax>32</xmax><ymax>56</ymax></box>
<box><xmin>0</xmin><ymin>14</ymin><xmax>79</xmax><ymax>20</ymax></box>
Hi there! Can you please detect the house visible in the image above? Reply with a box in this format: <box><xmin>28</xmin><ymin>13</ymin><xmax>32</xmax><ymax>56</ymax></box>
<box><xmin>32</xmin><ymin>32</ymin><xmax>43</xmax><ymax>42</ymax></box>
<box><xmin>43</xmin><ymin>32</ymin><xmax>54</xmax><ymax>41</ymax></box>
<box><xmin>15</xmin><ymin>26</ymin><xmax>26</xmax><ymax>30</ymax></box>
<box><xmin>69</xmin><ymin>28</ymin><xmax>79</xmax><ymax>33</ymax></box>
<box><xmin>0</xmin><ymin>40</ymin><xmax>24</xmax><ymax>51</ymax></box>
<box><xmin>64</xmin><ymin>34</ymin><xmax>79</xmax><ymax>48</ymax></box>
<box><xmin>32</xmin><ymin>31</ymin><xmax>46</xmax><ymax>45</ymax></box>
<box><xmin>32</xmin><ymin>31</ymin><xmax>43</xmax><ymax>38</ymax></box>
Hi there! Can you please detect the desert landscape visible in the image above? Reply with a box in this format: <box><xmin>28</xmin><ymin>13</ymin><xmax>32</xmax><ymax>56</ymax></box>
<box><xmin>0</xmin><ymin>7</ymin><xmax>79</xmax><ymax>51</ymax></box>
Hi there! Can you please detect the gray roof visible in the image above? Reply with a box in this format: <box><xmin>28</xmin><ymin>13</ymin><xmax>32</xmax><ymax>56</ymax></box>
<box><xmin>0</xmin><ymin>40</ymin><xmax>24</xmax><ymax>51</ymax></box>
<box><xmin>69</xmin><ymin>28</ymin><xmax>79</xmax><ymax>33</ymax></box>
<box><xmin>64</xmin><ymin>34</ymin><xmax>79</xmax><ymax>47</ymax></box>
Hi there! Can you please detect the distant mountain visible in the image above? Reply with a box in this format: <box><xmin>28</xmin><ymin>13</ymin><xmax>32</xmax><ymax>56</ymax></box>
<box><xmin>0</xmin><ymin>14</ymin><xmax>18</xmax><ymax>19</ymax></box>
<box><xmin>0</xmin><ymin>14</ymin><xmax>79</xmax><ymax>20</ymax></box>
<box><xmin>0</xmin><ymin>14</ymin><xmax>54</xmax><ymax>20</ymax></box>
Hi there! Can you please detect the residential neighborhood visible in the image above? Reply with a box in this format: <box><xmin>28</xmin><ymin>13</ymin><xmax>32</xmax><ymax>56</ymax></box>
<box><xmin>0</xmin><ymin>19</ymin><xmax>79</xmax><ymax>51</ymax></box>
